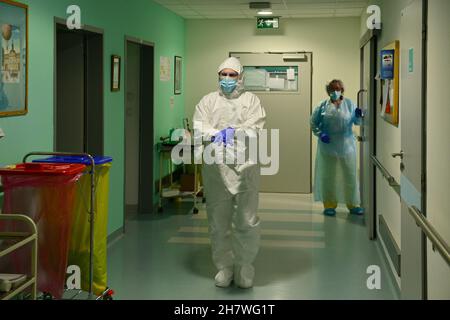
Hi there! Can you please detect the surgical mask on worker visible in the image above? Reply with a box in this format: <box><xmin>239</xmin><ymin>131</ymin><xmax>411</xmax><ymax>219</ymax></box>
<box><xmin>220</xmin><ymin>78</ymin><xmax>238</xmax><ymax>94</ymax></box>
<box><xmin>330</xmin><ymin>91</ymin><xmax>342</xmax><ymax>101</ymax></box>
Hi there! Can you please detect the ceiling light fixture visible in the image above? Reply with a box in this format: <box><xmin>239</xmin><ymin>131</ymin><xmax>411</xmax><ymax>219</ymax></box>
<box><xmin>257</xmin><ymin>9</ymin><xmax>273</xmax><ymax>16</ymax></box>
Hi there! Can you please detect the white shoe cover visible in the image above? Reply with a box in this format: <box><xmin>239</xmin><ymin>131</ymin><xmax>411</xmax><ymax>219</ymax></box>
<box><xmin>234</xmin><ymin>265</ymin><xmax>255</xmax><ymax>289</ymax></box>
<box><xmin>215</xmin><ymin>268</ymin><xmax>233</xmax><ymax>288</ymax></box>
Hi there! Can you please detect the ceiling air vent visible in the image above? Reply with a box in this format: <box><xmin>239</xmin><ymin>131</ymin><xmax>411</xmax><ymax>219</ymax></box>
<box><xmin>249</xmin><ymin>2</ymin><xmax>271</xmax><ymax>10</ymax></box>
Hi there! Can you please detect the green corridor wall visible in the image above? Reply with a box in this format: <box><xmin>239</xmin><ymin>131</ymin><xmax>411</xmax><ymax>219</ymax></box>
<box><xmin>0</xmin><ymin>0</ymin><xmax>186</xmax><ymax>235</ymax></box>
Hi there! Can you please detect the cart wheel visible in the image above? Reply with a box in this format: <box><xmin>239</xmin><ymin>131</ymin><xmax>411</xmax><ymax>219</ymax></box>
<box><xmin>103</xmin><ymin>289</ymin><xmax>115</xmax><ymax>300</ymax></box>
<box><xmin>42</xmin><ymin>292</ymin><xmax>53</xmax><ymax>300</ymax></box>
<box><xmin>158</xmin><ymin>206</ymin><xmax>164</xmax><ymax>213</ymax></box>
<box><xmin>193</xmin><ymin>208</ymin><xmax>199</xmax><ymax>214</ymax></box>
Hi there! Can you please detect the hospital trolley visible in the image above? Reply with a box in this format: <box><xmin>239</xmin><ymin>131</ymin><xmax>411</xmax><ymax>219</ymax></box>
<box><xmin>0</xmin><ymin>214</ymin><xmax>38</xmax><ymax>300</ymax></box>
<box><xmin>157</xmin><ymin>142</ymin><xmax>204</xmax><ymax>214</ymax></box>
<box><xmin>23</xmin><ymin>152</ymin><xmax>114</xmax><ymax>301</ymax></box>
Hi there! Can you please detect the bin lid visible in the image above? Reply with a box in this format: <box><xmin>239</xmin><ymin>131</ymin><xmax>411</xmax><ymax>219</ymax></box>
<box><xmin>0</xmin><ymin>163</ymin><xmax>87</xmax><ymax>176</ymax></box>
<box><xmin>33</xmin><ymin>155</ymin><xmax>113</xmax><ymax>165</ymax></box>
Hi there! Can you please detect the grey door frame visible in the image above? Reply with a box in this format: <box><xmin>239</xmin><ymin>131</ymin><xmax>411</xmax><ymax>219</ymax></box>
<box><xmin>123</xmin><ymin>36</ymin><xmax>155</xmax><ymax>232</ymax></box>
<box><xmin>359</xmin><ymin>29</ymin><xmax>379</xmax><ymax>240</ymax></box>
<box><xmin>420</xmin><ymin>0</ymin><xmax>428</xmax><ymax>299</ymax></box>
<box><xmin>53</xmin><ymin>17</ymin><xmax>104</xmax><ymax>152</ymax></box>
<box><xmin>229</xmin><ymin>51</ymin><xmax>313</xmax><ymax>193</ymax></box>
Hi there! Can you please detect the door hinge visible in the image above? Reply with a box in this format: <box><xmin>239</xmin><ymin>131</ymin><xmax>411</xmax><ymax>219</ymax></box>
<box><xmin>421</xmin><ymin>173</ymin><xmax>426</xmax><ymax>193</ymax></box>
<box><xmin>422</xmin><ymin>23</ymin><xmax>427</xmax><ymax>41</ymax></box>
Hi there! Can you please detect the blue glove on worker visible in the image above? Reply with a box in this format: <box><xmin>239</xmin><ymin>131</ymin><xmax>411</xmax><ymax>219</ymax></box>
<box><xmin>355</xmin><ymin>107</ymin><xmax>363</xmax><ymax>118</ymax></box>
<box><xmin>212</xmin><ymin>127</ymin><xmax>235</xmax><ymax>146</ymax></box>
<box><xmin>320</xmin><ymin>133</ymin><xmax>331</xmax><ymax>144</ymax></box>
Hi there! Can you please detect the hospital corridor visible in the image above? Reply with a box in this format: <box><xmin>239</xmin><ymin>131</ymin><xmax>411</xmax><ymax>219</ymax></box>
<box><xmin>108</xmin><ymin>193</ymin><xmax>398</xmax><ymax>300</ymax></box>
<box><xmin>0</xmin><ymin>0</ymin><xmax>449</xmax><ymax>305</ymax></box>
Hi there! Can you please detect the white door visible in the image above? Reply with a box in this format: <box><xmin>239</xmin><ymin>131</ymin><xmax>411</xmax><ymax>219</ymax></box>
<box><xmin>230</xmin><ymin>52</ymin><xmax>312</xmax><ymax>193</ymax></box>
<box><xmin>399</xmin><ymin>0</ymin><xmax>426</xmax><ymax>299</ymax></box>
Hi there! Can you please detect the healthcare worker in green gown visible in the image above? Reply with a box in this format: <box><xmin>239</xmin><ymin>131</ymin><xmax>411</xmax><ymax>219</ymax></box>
<box><xmin>310</xmin><ymin>79</ymin><xmax>364</xmax><ymax>216</ymax></box>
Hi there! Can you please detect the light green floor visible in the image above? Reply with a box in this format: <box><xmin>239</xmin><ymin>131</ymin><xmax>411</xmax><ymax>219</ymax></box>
<box><xmin>107</xmin><ymin>193</ymin><xmax>399</xmax><ymax>300</ymax></box>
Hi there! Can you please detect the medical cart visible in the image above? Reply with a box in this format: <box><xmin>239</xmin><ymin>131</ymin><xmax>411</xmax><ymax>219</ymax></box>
<box><xmin>157</xmin><ymin>143</ymin><xmax>204</xmax><ymax>214</ymax></box>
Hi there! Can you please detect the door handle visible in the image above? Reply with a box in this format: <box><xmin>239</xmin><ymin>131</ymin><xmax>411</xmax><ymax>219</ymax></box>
<box><xmin>392</xmin><ymin>150</ymin><xmax>405</xmax><ymax>171</ymax></box>
<box><xmin>357</xmin><ymin>89</ymin><xmax>367</xmax><ymax>110</ymax></box>
<box><xmin>391</xmin><ymin>151</ymin><xmax>404</xmax><ymax>160</ymax></box>
<box><xmin>357</xmin><ymin>90</ymin><xmax>368</xmax><ymax>143</ymax></box>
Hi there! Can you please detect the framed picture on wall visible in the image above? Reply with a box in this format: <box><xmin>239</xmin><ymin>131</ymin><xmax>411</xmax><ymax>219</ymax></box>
<box><xmin>174</xmin><ymin>56</ymin><xmax>182</xmax><ymax>95</ymax></box>
<box><xmin>0</xmin><ymin>0</ymin><xmax>28</xmax><ymax>117</ymax></box>
<box><xmin>379</xmin><ymin>41</ymin><xmax>400</xmax><ymax>127</ymax></box>
<box><xmin>111</xmin><ymin>55</ymin><xmax>121</xmax><ymax>92</ymax></box>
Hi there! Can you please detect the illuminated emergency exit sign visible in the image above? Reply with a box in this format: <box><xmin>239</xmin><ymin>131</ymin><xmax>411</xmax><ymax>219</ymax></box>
<box><xmin>257</xmin><ymin>17</ymin><xmax>279</xmax><ymax>29</ymax></box>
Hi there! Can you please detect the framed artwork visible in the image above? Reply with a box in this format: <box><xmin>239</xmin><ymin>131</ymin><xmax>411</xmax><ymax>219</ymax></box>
<box><xmin>174</xmin><ymin>56</ymin><xmax>182</xmax><ymax>95</ymax></box>
<box><xmin>111</xmin><ymin>55</ymin><xmax>121</xmax><ymax>92</ymax></box>
<box><xmin>0</xmin><ymin>0</ymin><xmax>28</xmax><ymax>117</ymax></box>
<box><xmin>379</xmin><ymin>40</ymin><xmax>400</xmax><ymax>127</ymax></box>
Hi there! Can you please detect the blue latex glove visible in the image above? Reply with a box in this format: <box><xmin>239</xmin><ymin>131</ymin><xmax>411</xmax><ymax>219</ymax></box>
<box><xmin>355</xmin><ymin>108</ymin><xmax>363</xmax><ymax>118</ymax></box>
<box><xmin>211</xmin><ymin>127</ymin><xmax>235</xmax><ymax>146</ymax></box>
<box><xmin>320</xmin><ymin>133</ymin><xmax>331</xmax><ymax>144</ymax></box>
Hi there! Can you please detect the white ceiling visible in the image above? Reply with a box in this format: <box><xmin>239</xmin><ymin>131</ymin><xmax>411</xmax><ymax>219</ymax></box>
<box><xmin>153</xmin><ymin>0</ymin><xmax>370</xmax><ymax>19</ymax></box>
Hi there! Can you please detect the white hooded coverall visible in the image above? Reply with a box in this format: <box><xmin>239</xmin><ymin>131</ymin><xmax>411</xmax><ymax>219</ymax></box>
<box><xmin>193</xmin><ymin>57</ymin><xmax>266</xmax><ymax>272</ymax></box>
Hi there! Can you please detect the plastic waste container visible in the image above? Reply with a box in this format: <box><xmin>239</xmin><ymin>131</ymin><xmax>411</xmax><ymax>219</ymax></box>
<box><xmin>0</xmin><ymin>162</ymin><xmax>86</xmax><ymax>299</ymax></box>
<box><xmin>33</xmin><ymin>156</ymin><xmax>112</xmax><ymax>296</ymax></box>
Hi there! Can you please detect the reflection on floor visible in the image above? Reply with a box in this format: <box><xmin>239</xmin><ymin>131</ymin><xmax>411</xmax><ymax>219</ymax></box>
<box><xmin>108</xmin><ymin>193</ymin><xmax>399</xmax><ymax>300</ymax></box>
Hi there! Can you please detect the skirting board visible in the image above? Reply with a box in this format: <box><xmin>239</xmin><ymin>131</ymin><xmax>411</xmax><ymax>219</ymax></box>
<box><xmin>107</xmin><ymin>227</ymin><xmax>124</xmax><ymax>247</ymax></box>
<box><xmin>125</xmin><ymin>204</ymin><xmax>138</xmax><ymax>215</ymax></box>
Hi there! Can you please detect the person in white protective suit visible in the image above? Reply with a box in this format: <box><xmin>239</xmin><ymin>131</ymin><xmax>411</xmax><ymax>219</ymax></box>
<box><xmin>310</xmin><ymin>79</ymin><xmax>364</xmax><ymax>217</ymax></box>
<box><xmin>193</xmin><ymin>57</ymin><xmax>266</xmax><ymax>289</ymax></box>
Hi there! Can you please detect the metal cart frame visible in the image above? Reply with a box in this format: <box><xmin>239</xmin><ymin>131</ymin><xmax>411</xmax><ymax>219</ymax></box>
<box><xmin>0</xmin><ymin>214</ymin><xmax>38</xmax><ymax>300</ymax></box>
<box><xmin>157</xmin><ymin>144</ymin><xmax>204</xmax><ymax>214</ymax></box>
<box><xmin>22</xmin><ymin>152</ymin><xmax>113</xmax><ymax>300</ymax></box>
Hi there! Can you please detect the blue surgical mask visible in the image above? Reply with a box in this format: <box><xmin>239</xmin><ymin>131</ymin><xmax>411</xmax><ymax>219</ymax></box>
<box><xmin>330</xmin><ymin>91</ymin><xmax>342</xmax><ymax>101</ymax></box>
<box><xmin>220</xmin><ymin>78</ymin><xmax>238</xmax><ymax>94</ymax></box>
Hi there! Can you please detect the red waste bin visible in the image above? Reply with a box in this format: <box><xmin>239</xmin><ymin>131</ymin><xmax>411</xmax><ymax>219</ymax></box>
<box><xmin>0</xmin><ymin>162</ymin><xmax>86</xmax><ymax>299</ymax></box>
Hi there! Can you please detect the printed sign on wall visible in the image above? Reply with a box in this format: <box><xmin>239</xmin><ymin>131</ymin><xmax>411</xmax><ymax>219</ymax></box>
<box><xmin>160</xmin><ymin>56</ymin><xmax>171</xmax><ymax>82</ymax></box>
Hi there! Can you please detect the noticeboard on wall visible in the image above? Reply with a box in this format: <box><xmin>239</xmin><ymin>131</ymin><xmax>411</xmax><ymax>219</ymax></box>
<box><xmin>380</xmin><ymin>41</ymin><xmax>400</xmax><ymax>127</ymax></box>
<box><xmin>243</xmin><ymin>66</ymin><xmax>299</xmax><ymax>92</ymax></box>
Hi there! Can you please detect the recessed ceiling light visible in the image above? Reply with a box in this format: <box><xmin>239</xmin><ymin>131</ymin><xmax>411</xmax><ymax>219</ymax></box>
<box><xmin>257</xmin><ymin>10</ymin><xmax>273</xmax><ymax>16</ymax></box>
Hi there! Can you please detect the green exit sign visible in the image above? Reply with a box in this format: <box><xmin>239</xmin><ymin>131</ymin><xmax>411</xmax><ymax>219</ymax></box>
<box><xmin>257</xmin><ymin>17</ymin><xmax>279</xmax><ymax>29</ymax></box>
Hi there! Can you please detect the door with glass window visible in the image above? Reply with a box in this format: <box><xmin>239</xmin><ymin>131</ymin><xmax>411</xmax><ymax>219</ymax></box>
<box><xmin>230</xmin><ymin>52</ymin><xmax>312</xmax><ymax>193</ymax></box>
